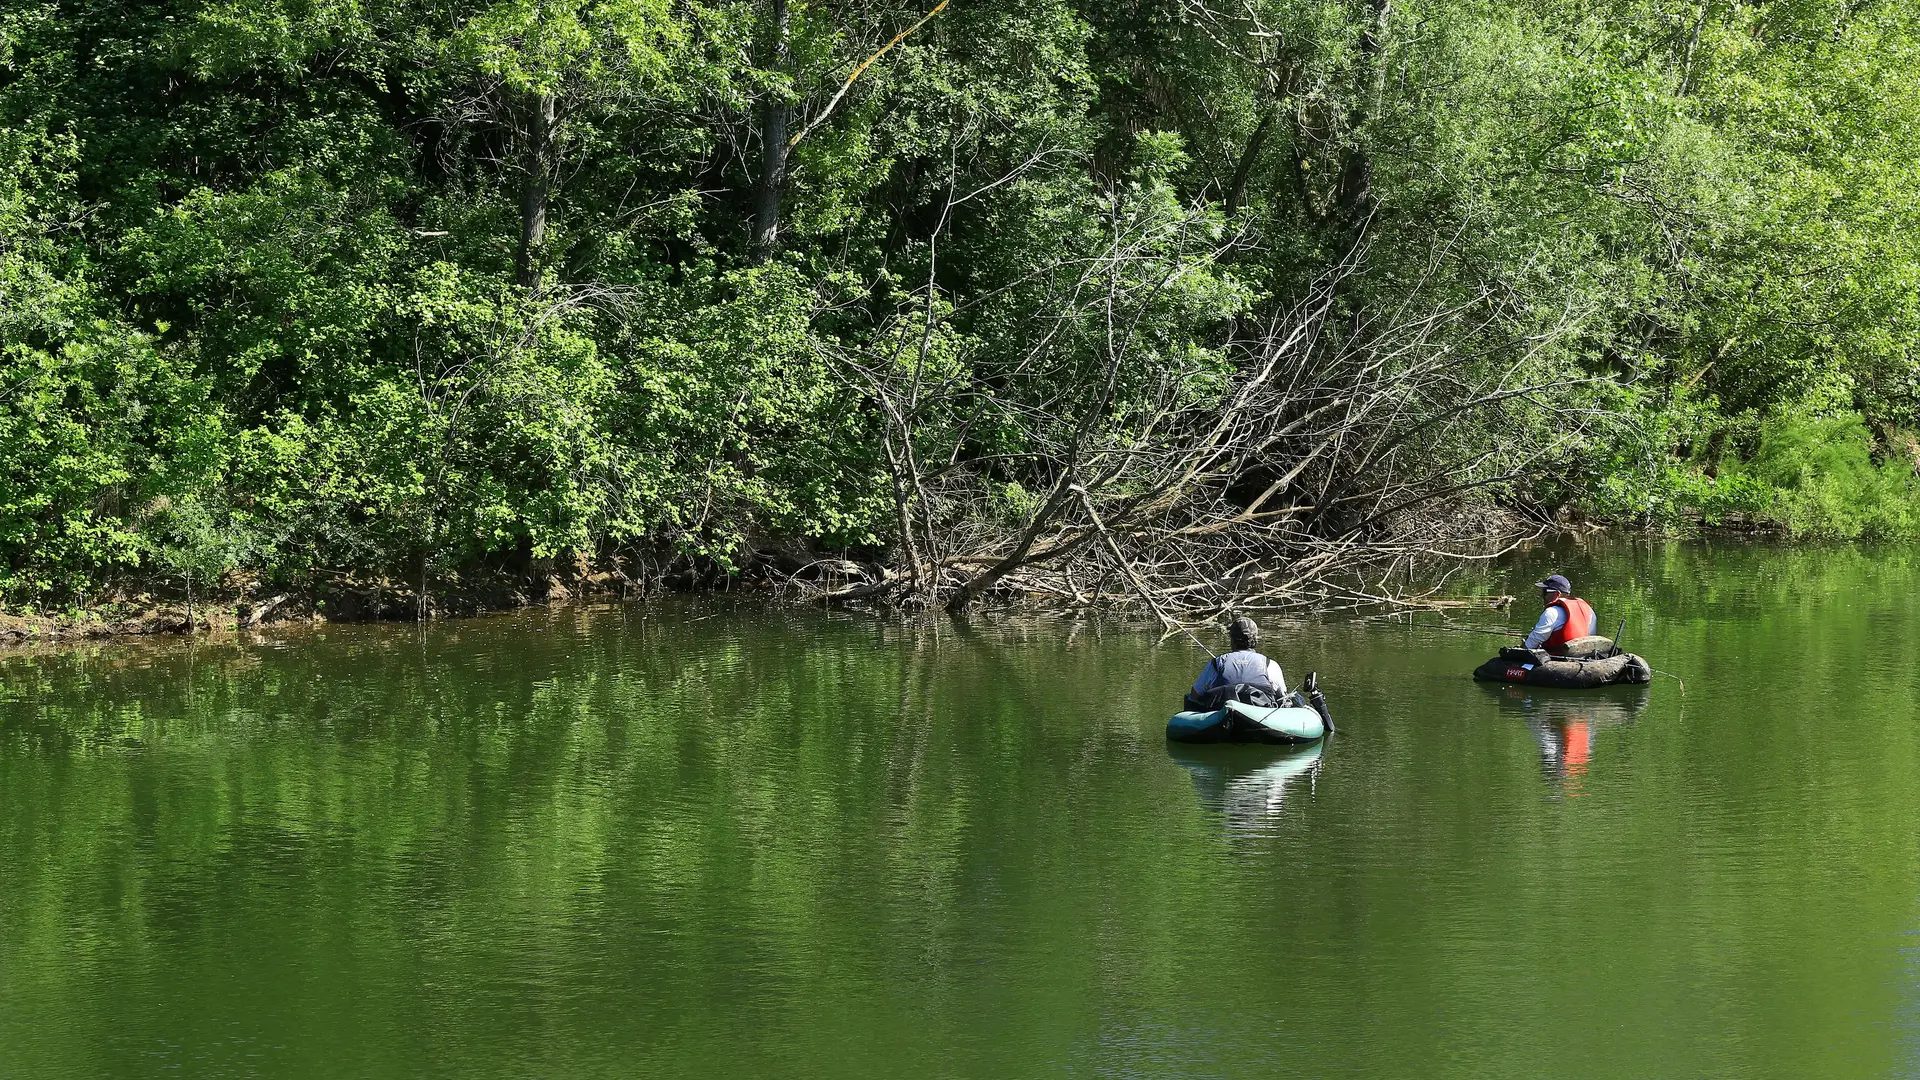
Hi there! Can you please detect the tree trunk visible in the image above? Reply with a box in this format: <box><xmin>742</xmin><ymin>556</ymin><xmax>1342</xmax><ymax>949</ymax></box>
<box><xmin>1678</xmin><ymin>0</ymin><xmax>1712</xmax><ymax>95</ymax></box>
<box><xmin>1334</xmin><ymin>0</ymin><xmax>1392</xmax><ymax>225</ymax></box>
<box><xmin>516</xmin><ymin>90</ymin><xmax>557</xmax><ymax>289</ymax></box>
<box><xmin>752</xmin><ymin>0</ymin><xmax>792</xmax><ymax>259</ymax></box>
<box><xmin>1225</xmin><ymin>108</ymin><xmax>1277</xmax><ymax>217</ymax></box>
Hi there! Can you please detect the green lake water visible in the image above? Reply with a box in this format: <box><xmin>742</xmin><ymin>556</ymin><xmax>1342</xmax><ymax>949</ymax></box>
<box><xmin>3</xmin><ymin>543</ymin><xmax>1919</xmax><ymax>1078</ymax></box>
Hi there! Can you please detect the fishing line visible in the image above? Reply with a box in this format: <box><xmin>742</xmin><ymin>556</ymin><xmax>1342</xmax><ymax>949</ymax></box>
<box><xmin>1385</xmin><ymin>616</ymin><xmax>1524</xmax><ymax>640</ymax></box>
<box><xmin>1435</xmin><ymin>622</ymin><xmax>1526</xmax><ymax>639</ymax></box>
<box><xmin>1172</xmin><ymin>621</ymin><xmax>1218</xmax><ymax>659</ymax></box>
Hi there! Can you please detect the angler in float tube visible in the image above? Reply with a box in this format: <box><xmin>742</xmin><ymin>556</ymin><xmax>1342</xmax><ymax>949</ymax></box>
<box><xmin>1524</xmin><ymin>573</ymin><xmax>1596</xmax><ymax>655</ymax></box>
<box><xmin>1184</xmin><ymin>616</ymin><xmax>1288</xmax><ymax>711</ymax></box>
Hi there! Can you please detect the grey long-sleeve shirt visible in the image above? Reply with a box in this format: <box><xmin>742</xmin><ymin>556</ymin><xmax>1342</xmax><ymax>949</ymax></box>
<box><xmin>1191</xmin><ymin>649</ymin><xmax>1288</xmax><ymax>697</ymax></box>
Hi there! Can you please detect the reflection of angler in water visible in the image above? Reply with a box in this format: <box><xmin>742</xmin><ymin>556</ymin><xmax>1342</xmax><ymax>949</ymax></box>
<box><xmin>1167</xmin><ymin>743</ymin><xmax>1324</xmax><ymax>833</ymax></box>
<box><xmin>1486</xmin><ymin>685</ymin><xmax>1649</xmax><ymax>797</ymax></box>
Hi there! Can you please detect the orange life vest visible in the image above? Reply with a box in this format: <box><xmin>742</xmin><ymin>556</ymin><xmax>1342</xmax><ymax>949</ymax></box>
<box><xmin>1543</xmin><ymin>595</ymin><xmax>1595</xmax><ymax>653</ymax></box>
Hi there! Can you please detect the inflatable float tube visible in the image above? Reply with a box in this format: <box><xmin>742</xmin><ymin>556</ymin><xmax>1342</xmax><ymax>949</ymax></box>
<box><xmin>1167</xmin><ymin>689</ymin><xmax>1330</xmax><ymax>744</ymax></box>
<box><xmin>1471</xmin><ymin>637</ymin><xmax>1652</xmax><ymax>689</ymax></box>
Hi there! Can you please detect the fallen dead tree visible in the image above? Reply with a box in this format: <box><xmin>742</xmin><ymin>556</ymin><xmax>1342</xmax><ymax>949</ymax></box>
<box><xmin>794</xmin><ymin>171</ymin><xmax>1616</xmax><ymax>625</ymax></box>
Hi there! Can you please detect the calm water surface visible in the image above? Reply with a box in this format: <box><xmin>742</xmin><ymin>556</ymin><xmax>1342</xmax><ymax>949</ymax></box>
<box><xmin>3</xmin><ymin>543</ymin><xmax>1919</xmax><ymax>1078</ymax></box>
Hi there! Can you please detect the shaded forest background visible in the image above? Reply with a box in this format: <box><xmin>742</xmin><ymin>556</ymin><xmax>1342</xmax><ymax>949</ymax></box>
<box><xmin>4</xmin><ymin>0</ymin><xmax>1920</xmax><ymax>614</ymax></box>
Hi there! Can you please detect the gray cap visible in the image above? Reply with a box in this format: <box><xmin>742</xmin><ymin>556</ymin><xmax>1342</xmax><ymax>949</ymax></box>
<box><xmin>1227</xmin><ymin>616</ymin><xmax>1258</xmax><ymax>648</ymax></box>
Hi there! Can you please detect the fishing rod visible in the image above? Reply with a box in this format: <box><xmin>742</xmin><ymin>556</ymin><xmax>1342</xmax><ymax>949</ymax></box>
<box><xmin>1606</xmin><ymin>618</ymin><xmax>1672</xmax><ymax>689</ymax></box>
<box><xmin>1183</xmin><ymin>623</ymin><xmax>1219</xmax><ymax>659</ymax></box>
<box><xmin>1416</xmin><ymin>619</ymin><xmax>1525</xmax><ymax>640</ymax></box>
<box><xmin>1165</xmin><ymin>619</ymin><xmax>1218</xmax><ymax>658</ymax></box>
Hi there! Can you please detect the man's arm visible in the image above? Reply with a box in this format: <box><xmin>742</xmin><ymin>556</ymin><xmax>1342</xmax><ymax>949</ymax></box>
<box><xmin>1523</xmin><ymin>607</ymin><xmax>1564</xmax><ymax>649</ymax></box>
<box><xmin>1191</xmin><ymin>659</ymin><xmax>1221</xmax><ymax>696</ymax></box>
<box><xmin>1267</xmin><ymin>659</ymin><xmax>1288</xmax><ymax>696</ymax></box>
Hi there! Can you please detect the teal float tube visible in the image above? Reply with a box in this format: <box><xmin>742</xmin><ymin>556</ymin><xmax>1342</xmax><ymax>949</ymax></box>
<box><xmin>1167</xmin><ymin>697</ymin><xmax>1327</xmax><ymax>744</ymax></box>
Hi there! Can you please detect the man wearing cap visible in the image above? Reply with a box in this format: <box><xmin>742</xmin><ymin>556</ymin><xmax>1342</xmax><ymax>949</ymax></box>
<box><xmin>1524</xmin><ymin>573</ymin><xmax>1596</xmax><ymax>654</ymax></box>
<box><xmin>1185</xmin><ymin>616</ymin><xmax>1288</xmax><ymax>711</ymax></box>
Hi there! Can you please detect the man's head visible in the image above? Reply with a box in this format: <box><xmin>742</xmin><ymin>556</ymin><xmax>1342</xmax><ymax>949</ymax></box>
<box><xmin>1532</xmin><ymin>573</ymin><xmax>1572</xmax><ymax>606</ymax></box>
<box><xmin>1227</xmin><ymin>615</ymin><xmax>1259</xmax><ymax>651</ymax></box>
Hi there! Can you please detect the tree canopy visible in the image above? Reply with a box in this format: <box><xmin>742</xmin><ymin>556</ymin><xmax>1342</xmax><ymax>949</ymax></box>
<box><xmin>4</xmin><ymin>0</ymin><xmax>1919</xmax><ymax>610</ymax></box>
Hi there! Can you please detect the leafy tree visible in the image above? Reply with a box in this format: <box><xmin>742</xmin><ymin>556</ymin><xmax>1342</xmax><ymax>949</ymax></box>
<box><xmin>5</xmin><ymin>0</ymin><xmax>1920</xmax><ymax>611</ymax></box>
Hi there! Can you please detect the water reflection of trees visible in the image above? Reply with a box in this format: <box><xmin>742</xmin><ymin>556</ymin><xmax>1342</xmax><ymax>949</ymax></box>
<box><xmin>0</xmin><ymin>609</ymin><xmax>1209</xmax><ymax>1073</ymax></box>
<box><xmin>4</xmin><ymin>600</ymin><xmax>1918</xmax><ymax>1075</ymax></box>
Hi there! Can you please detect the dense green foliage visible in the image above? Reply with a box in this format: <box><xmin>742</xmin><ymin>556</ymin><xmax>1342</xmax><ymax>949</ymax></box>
<box><xmin>4</xmin><ymin>0</ymin><xmax>1920</xmax><ymax>607</ymax></box>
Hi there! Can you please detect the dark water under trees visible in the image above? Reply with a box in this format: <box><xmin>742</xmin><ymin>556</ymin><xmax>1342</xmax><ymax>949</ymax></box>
<box><xmin>3</xmin><ymin>543</ymin><xmax>1919</xmax><ymax>1078</ymax></box>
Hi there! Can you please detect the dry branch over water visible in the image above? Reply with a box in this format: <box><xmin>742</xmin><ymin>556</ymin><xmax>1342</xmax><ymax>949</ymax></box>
<box><xmin>803</xmin><ymin>219</ymin><xmax>1595</xmax><ymax>622</ymax></box>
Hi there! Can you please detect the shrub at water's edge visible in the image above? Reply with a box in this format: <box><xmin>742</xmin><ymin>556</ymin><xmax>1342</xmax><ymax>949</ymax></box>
<box><xmin>1583</xmin><ymin>412</ymin><xmax>1920</xmax><ymax>540</ymax></box>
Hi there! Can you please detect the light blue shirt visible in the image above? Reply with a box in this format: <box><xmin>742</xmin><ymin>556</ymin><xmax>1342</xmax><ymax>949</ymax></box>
<box><xmin>1523</xmin><ymin>606</ymin><xmax>1566</xmax><ymax>650</ymax></box>
<box><xmin>1191</xmin><ymin>649</ymin><xmax>1288</xmax><ymax>696</ymax></box>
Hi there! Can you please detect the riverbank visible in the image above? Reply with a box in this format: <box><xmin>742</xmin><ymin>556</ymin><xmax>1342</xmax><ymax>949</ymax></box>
<box><xmin>0</xmin><ymin>521</ymin><xmax>1890</xmax><ymax>651</ymax></box>
<box><xmin>0</xmin><ymin>593</ymin><xmax>364</xmax><ymax>647</ymax></box>
<box><xmin>0</xmin><ymin>565</ymin><xmax>646</xmax><ymax>648</ymax></box>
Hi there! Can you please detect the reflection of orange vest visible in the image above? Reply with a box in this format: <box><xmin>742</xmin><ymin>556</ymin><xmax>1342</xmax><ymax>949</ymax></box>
<box><xmin>1563</xmin><ymin>720</ymin><xmax>1592</xmax><ymax>795</ymax></box>
<box><xmin>1564</xmin><ymin>721</ymin><xmax>1592</xmax><ymax>769</ymax></box>
<box><xmin>1544</xmin><ymin>596</ymin><xmax>1595</xmax><ymax>652</ymax></box>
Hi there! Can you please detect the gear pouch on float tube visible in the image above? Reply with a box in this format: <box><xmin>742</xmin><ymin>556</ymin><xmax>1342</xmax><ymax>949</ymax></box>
<box><xmin>1185</xmin><ymin>682</ymin><xmax>1281</xmax><ymax>712</ymax></box>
